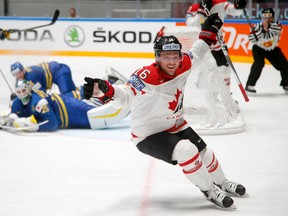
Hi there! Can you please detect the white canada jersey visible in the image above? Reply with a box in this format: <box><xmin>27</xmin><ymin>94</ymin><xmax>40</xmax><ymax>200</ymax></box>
<box><xmin>186</xmin><ymin>0</ymin><xmax>243</xmax><ymax>51</ymax></box>
<box><xmin>113</xmin><ymin>40</ymin><xmax>209</xmax><ymax>144</ymax></box>
<box><xmin>248</xmin><ymin>22</ymin><xmax>282</xmax><ymax>51</ymax></box>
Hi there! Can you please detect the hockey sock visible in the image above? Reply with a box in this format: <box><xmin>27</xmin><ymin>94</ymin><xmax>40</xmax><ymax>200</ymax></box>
<box><xmin>172</xmin><ymin>140</ymin><xmax>214</xmax><ymax>191</ymax></box>
<box><xmin>200</xmin><ymin>147</ymin><xmax>225</xmax><ymax>185</ymax></box>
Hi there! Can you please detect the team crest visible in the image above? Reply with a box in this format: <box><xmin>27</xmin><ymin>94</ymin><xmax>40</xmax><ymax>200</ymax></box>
<box><xmin>168</xmin><ymin>88</ymin><xmax>183</xmax><ymax>113</ymax></box>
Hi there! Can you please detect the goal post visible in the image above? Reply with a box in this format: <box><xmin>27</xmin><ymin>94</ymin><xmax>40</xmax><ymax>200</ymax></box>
<box><xmin>163</xmin><ymin>26</ymin><xmax>245</xmax><ymax>135</ymax></box>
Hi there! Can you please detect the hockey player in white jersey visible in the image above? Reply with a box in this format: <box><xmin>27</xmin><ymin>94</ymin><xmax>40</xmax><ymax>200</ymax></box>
<box><xmin>186</xmin><ymin>0</ymin><xmax>247</xmax><ymax>87</ymax></box>
<box><xmin>82</xmin><ymin>14</ymin><xmax>246</xmax><ymax>209</ymax></box>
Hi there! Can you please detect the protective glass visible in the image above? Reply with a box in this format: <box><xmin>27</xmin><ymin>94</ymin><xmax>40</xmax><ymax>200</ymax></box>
<box><xmin>156</xmin><ymin>55</ymin><xmax>183</xmax><ymax>62</ymax></box>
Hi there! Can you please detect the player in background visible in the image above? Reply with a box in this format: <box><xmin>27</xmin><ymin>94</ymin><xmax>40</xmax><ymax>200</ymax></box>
<box><xmin>0</xmin><ymin>79</ymin><xmax>130</xmax><ymax>132</ymax></box>
<box><xmin>10</xmin><ymin>61</ymin><xmax>83</xmax><ymax>99</ymax></box>
<box><xmin>0</xmin><ymin>28</ymin><xmax>10</xmax><ymax>40</ymax></box>
<box><xmin>186</xmin><ymin>0</ymin><xmax>247</xmax><ymax>87</ymax></box>
<box><xmin>82</xmin><ymin>14</ymin><xmax>246</xmax><ymax>209</ymax></box>
<box><xmin>9</xmin><ymin>62</ymin><xmax>128</xmax><ymax>102</ymax></box>
<box><xmin>245</xmin><ymin>8</ymin><xmax>288</xmax><ymax>94</ymax></box>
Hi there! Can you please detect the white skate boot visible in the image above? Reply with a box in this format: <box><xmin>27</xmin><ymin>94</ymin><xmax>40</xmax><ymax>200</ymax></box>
<box><xmin>220</xmin><ymin>179</ymin><xmax>246</xmax><ymax>197</ymax></box>
<box><xmin>202</xmin><ymin>185</ymin><xmax>235</xmax><ymax>208</ymax></box>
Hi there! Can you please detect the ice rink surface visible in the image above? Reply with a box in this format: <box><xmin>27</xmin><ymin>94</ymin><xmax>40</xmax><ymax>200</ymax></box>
<box><xmin>0</xmin><ymin>55</ymin><xmax>288</xmax><ymax>216</ymax></box>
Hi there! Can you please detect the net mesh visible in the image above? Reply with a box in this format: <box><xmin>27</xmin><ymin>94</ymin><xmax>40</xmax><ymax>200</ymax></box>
<box><xmin>163</xmin><ymin>26</ymin><xmax>245</xmax><ymax>134</ymax></box>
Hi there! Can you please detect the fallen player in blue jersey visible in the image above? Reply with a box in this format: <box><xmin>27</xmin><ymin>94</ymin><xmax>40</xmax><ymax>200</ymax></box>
<box><xmin>0</xmin><ymin>78</ymin><xmax>130</xmax><ymax>132</ymax></box>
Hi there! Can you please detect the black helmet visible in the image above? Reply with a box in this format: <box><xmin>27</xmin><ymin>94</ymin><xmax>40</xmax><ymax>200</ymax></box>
<box><xmin>262</xmin><ymin>8</ymin><xmax>275</xmax><ymax>18</ymax></box>
<box><xmin>154</xmin><ymin>35</ymin><xmax>182</xmax><ymax>57</ymax></box>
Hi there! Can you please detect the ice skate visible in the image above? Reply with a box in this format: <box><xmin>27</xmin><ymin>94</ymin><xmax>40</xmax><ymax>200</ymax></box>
<box><xmin>220</xmin><ymin>179</ymin><xmax>246</xmax><ymax>197</ymax></box>
<box><xmin>105</xmin><ymin>66</ymin><xmax>127</xmax><ymax>85</ymax></box>
<box><xmin>245</xmin><ymin>85</ymin><xmax>256</xmax><ymax>95</ymax></box>
<box><xmin>202</xmin><ymin>185</ymin><xmax>236</xmax><ymax>209</ymax></box>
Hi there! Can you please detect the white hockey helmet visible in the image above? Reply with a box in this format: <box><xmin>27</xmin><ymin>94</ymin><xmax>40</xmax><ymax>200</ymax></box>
<box><xmin>15</xmin><ymin>80</ymin><xmax>32</xmax><ymax>105</ymax></box>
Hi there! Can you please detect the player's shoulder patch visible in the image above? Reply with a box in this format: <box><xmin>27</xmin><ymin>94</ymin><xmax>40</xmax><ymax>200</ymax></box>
<box><xmin>128</xmin><ymin>74</ymin><xmax>145</xmax><ymax>91</ymax></box>
<box><xmin>184</xmin><ymin>51</ymin><xmax>194</xmax><ymax>59</ymax></box>
<box><xmin>35</xmin><ymin>98</ymin><xmax>48</xmax><ymax>113</ymax></box>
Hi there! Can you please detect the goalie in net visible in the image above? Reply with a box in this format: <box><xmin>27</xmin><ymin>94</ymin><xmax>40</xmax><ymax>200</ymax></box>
<box><xmin>158</xmin><ymin>25</ymin><xmax>245</xmax><ymax>135</ymax></box>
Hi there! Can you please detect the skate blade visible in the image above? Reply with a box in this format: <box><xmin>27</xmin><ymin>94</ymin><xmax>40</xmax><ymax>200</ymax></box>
<box><xmin>238</xmin><ymin>192</ymin><xmax>249</xmax><ymax>198</ymax></box>
<box><xmin>217</xmin><ymin>203</ymin><xmax>237</xmax><ymax>210</ymax></box>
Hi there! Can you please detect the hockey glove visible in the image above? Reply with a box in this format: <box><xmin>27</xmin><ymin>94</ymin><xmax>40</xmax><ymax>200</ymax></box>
<box><xmin>198</xmin><ymin>0</ymin><xmax>212</xmax><ymax>17</ymax></box>
<box><xmin>234</xmin><ymin>0</ymin><xmax>247</xmax><ymax>9</ymax></box>
<box><xmin>13</xmin><ymin>115</ymin><xmax>39</xmax><ymax>132</ymax></box>
<box><xmin>0</xmin><ymin>29</ymin><xmax>10</xmax><ymax>40</ymax></box>
<box><xmin>0</xmin><ymin>112</ymin><xmax>19</xmax><ymax>127</ymax></box>
<box><xmin>199</xmin><ymin>13</ymin><xmax>223</xmax><ymax>46</ymax></box>
<box><xmin>84</xmin><ymin>77</ymin><xmax>114</xmax><ymax>104</ymax></box>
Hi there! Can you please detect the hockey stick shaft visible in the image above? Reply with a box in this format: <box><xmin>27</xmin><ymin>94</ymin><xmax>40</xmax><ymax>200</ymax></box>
<box><xmin>219</xmin><ymin>45</ymin><xmax>249</xmax><ymax>102</ymax></box>
<box><xmin>0</xmin><ymin>68</ymin><xmax>13</xmax><ymax>93</ymax></box>
<box><xmin>201</xmin><ymin>1</ymin><xmax>249</xmax><ymax>102</ymax></box>
<box><xmin>0</xmin><ymin>120</ymin><xmax>49</xmax><ymax>131</ymax></box>
<box><xmin>9</xmin><ymin>10</ymin><xmax>60</xmax><ymax>33</ymax></box>
<box><xmin>243</xmin><ymin>8</ymin><xmax>258</xmax><ymax>41</ymax></box>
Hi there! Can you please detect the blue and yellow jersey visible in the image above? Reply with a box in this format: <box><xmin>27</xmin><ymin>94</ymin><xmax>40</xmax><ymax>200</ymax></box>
<box><xmin>24</xmin><ymin>62</ymin><xmax>53</xmax><ymax>91</ymax></box>
<box><xmin>11</xmin><ymin>90</ymin><xmax>95</xmax><ymax>132</ymax></box>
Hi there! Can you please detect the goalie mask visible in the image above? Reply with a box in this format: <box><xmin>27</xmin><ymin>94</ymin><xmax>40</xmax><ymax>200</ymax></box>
<box><xmin>15</xmin><ymin>80</ymin><xmax>32</xmax><ymax>105</ymax></box>
<box><xmin>154</xmin><ymin>35</ymin><xmax>183</xmax><ymax>60</ymax></box>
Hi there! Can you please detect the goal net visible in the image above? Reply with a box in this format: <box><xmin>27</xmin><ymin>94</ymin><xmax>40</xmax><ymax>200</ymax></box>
<box><xmin>163</xmin><ymin>26</ymin><xmax>245</xmax><ymax>135</ymax></box>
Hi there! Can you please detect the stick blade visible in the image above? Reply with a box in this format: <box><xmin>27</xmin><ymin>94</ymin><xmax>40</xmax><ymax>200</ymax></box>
<box><xmin>51</xmin><ymin>9</ymin><xmax>60</xmax><ymax>24</ymax></box>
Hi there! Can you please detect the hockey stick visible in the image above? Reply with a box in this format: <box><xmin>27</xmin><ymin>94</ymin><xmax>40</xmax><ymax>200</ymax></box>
<box><xmin>243</xmin><ymin>8</ymin><xmax>258</xmax><ymax>41</ymax></box>
<box><xmin>0</xmin><ymin>120</ymin><xmax>48</xmax><ymax>131</ymax></box>
<box><xmin>9</xmin><ymin>9</ymin><xmax>60</xmax><ymax>34</ymax></box>
<box><xmin>201</xmin><ymin>1</ymin><xmax>249</xmax><ymax>102</ymax></box>
<box><xmin>0</xmin><ymin>68</ymin><xmax>13</xmax><ymax>93</ymax></box>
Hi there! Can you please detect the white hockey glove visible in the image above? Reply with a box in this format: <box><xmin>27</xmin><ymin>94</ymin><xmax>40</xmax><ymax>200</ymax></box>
<box><xmin>0</xmin><ymin>108</ymin><xmax>19</xmax><ymax>127</ymax></box>
<box><xmin>13</xmin><ymin>115</ymin><xmax>39</xmax><ymax>132</ymax></box>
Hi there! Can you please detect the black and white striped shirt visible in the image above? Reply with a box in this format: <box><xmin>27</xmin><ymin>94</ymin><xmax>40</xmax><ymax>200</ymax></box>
<box><xmin>249</xmin><ymin>22</ymin><xmax>282</xmax><ymax>51</ymax></box>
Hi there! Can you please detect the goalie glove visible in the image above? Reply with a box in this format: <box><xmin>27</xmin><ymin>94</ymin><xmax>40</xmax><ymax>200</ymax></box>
<box><xmin>84</xmin><ymin>77</ymin><xmax>115</xmax><ymax>104</ymax></box>
<box><xmin>0</xmin><ymin>108</ymin><xmax>19</xmax><ymax>127</ymax></box>
<box><xmin>199</xmin><ymin>13</ymin><xmax>223</xmax><ymax>46</ymax></box>
<box><xmin>13</xmin><ymin>115</ymin><xmax>39</xmax><ymax>132</ymax></box>
<box><xmin>0</xmin><ymin>29</ymin><xmax>10</xmax><ymax>40</ymax></box>
<box><xmin>234</xmin><ymin>0</ymin><xmax>247</xmax><ymax>9</ymax></box>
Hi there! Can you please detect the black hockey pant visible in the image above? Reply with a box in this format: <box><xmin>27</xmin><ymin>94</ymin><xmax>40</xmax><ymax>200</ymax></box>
<box><xmin>246</xmin><ymin>45</ymin><xmax>288</xmax><ymax>87</ymax></box>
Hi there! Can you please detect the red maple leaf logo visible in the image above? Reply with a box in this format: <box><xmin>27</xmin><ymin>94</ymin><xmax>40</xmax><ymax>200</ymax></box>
<box><xmin>168</xmin><ymin>89</ymin><xmax>182</xmax><ymax>111</ymax></box>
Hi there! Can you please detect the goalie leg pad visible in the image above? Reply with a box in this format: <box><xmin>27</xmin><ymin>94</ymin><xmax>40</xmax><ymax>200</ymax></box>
<box><xmin>87</xmin><ymin>102</ymin><xmax>130</xmax><ymax>129</ymax></box>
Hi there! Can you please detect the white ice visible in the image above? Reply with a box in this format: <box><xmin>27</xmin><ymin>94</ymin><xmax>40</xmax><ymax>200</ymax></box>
<box><xmin>0</xmin><ymin>55</ymin><xmax>288</xmax><ymax>216</ymax></box>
